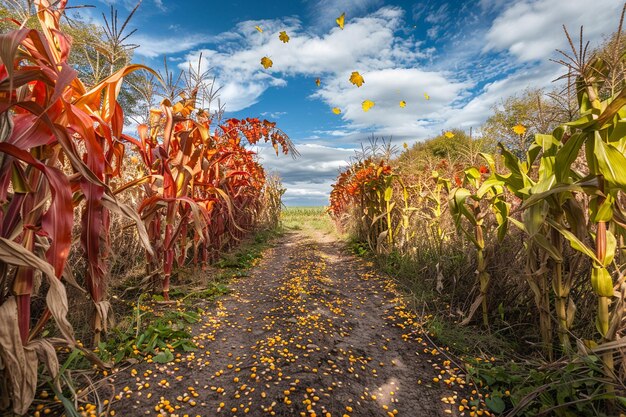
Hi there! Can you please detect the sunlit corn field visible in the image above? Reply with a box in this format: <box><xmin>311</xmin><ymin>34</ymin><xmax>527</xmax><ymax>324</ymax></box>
<box><xmin>1</xmin><ymin>1</ymin><xmax>626</xmax><ymax>417</ymax></box>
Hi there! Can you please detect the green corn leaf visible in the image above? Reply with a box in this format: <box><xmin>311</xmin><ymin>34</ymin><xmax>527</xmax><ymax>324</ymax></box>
<box><xmin>590</xmin><ymin>193</ymin><xmax>615</xmax><ymax>222</ymax></box>
<box><xmin>593</xmin><ymin>133</ymin><xmax>626</xmax><ymax>189</ymax></box>
<box><xmin>608</xmin><ymin>119</ymin><xmax>626</xmax><ymax>143</ymax></box>
<box><xmin>476</xmin><ymin>177</ymin><xmax>504</xmax><ymax>199</ymax></box>
<box><xmin>384</xmin><ymin>186</ymin><xmax>393</xmax><ymax>202</ymax></box>
<box><xmin>547</xmin><ymin>218</ymin><xmax>600</xmax><ymax>264</ymax></box>
<box><xmin>533</xmin><ymin>233</ymin><xmax>563</xmax><ymax>262</ymax></box>
<box><xmin>591</xmin><ymin>267</ymin><xmax>614</xmax><ymax>297</ymax></box>
<box><xmin>554</xmin><ymin>132</ymin><xmax>586</xmax><ymax>183</ymax></box>
<box><xmin>603</xmin><ymin>229</ymin><xmax>616</xmax><ymax>267</ymax></box>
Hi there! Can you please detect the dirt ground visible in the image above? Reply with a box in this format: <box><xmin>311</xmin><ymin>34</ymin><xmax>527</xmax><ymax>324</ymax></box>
<box><xmin>108</xmin><ymin>231</ymin><xmax>474</xmax><ymax>416</ymax></box>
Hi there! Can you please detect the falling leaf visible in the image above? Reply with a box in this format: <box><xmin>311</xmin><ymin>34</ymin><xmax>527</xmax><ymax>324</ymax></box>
<box><xmin>362</xmin><ymin>100</ymin><xmax>375</xmax><ymax>112</ymax></box>
<box><xmin>444</xmin><ymin>131</ymin><xmax>455</xmax><ymax>139</ymax></box>
<box><xmin>315</xmin><ymin>78</ymin><xmax>321</xmax><ymax>87</ymax></box>
<box><xmin>260</xmin><ymin>57</ymin><xmax>273</xmax><ymax>69</ymax></box>
<box><xmin>512</xmin><ymin>124</ymin><xmax>527</xmax><ymax>135</ymax></box>
<box><xmin>349</xmin><ymin>71</ymin><xmax>364</xmax><ymax>87</ymax></box>
<box><xmin>399</xmin><ymin>100</ymin><xmax>406</xmax><ymax>108</ymax></box>
<box><xmin>279</xmin><ymin>31</ymin><xmax>290</xmax><ymax>43</ymax></box>
<box><xmin>336</xmin><ymin>12</ymin><xmax>345</xmax><ymax>29</ymax></box>
<box><xmin>255</xmin><ymin>25</ymin><xmax>263</xmax><ymax>33</ymax></box>
<box><xmin>424</xmin><ymin>92</ymin><xmax>430</xmax><ymax>100</ymax></box>
<box><xmin>332</xmin><ymin>107</ymin><xmax>341</xmax><ymax>115</ymax></box>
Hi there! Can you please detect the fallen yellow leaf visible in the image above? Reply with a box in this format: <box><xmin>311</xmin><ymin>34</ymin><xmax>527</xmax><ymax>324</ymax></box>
<box><xmin>349</xmin><ymin>71</ymin><xmax>364</xmax><ymax>87</ymax></box>
<box><xmin>336</xmin><ymin>12</ymin><xmax>345</xmax><ymax>29</ymax></box>
<box><xmin>260</xmin><ymin>56</ymin><xmax>273</xmax><ymax>69</ymax></box>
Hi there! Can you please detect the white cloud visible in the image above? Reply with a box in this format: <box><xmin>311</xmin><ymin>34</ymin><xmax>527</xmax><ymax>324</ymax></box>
<box><xmin>281</xmin><ymin>180</ymin><xmax>335</xmax><ymax>206</ymax></box>
<box><xmin>313</xmin><ymin>68</ymin><xmax>470</xmax><ymax>136</ymax></box>
<box><xmin>425</xmin><ymin>4</ymin><xmax>449</xmax><ymax>24</ymax></box>
<box><xmin>178</xmin><ymin>6</ymin><xmax>441</xmax><ymax>117</ymax></box>
<box><xmin>116</xmin><ymin>2</ymin><xmax>623</xmax><ymax>205</ymax></box>
<box><xmin>485</xmin><ymin>0</ymin><xmax>622</xmax><ymax>62</ymax></box>
<box><xmin>258</xmin><ymin>143</ymin><xmax>354</xmax><ymax>184</ymax></box>
<box><xmin>260</xmin><ymin>111</ymin><xmax>287</xmax><ymax>119</ymax></box>
<box><xmin>445</xmin><ymin>63</ymin><xmax>563</xmax><ymax>129</ymax></box>
<box><xmin>134</xmin><ymin>34</ymin><xmax>208</xmax><ymax>58</ymax></box>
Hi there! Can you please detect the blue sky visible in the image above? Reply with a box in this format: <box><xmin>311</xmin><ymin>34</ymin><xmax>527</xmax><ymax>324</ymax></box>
<box><xmin>81</xmin><ymin>0</ymin><xmax>622</xmax><ymax>205</ymax></box>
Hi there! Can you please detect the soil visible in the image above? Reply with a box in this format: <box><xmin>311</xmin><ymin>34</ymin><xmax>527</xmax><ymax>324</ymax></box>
<box><xmin>108</xmin><ymin>230</ymin><xmax>471</xmax><ymax>417</ymax></box>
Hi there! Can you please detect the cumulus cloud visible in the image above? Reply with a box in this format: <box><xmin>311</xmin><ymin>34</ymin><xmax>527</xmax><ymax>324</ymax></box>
<box><xmin>485</xmin><ymin>0</ymin><xmax>622</xmax><ymax>62</ymax></box>
<box><xmin>177</xmin><ymin>6</ymin><xmax>460</xmax><ymax>124</ymax></box>
<box><xmin>313</xmin><ymin>68</ymin><xmax>470</xmax><ymax>136</ymax></box>
<box><xmin>257</xmin><ymin>143</ymin><xmax>354</xmax><ymax>184</ymax></box>
<box><xmin>121</xmin><ymin>1</ymin><xmax>621</xmax><ymax>205</ymax></box>
<box><xmin>257</xmin><ymin>143</ymin><xmax>355</xmax><ymax>206</ymax></box>
<box><xmin>134</xmin><ymin>33</ymin><xmax>208</xmax><ymax>58</ymax></box>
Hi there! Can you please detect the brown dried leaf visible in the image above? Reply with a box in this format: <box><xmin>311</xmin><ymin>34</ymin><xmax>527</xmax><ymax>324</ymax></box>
<box><xmin>0</xmin><ymin>297</ymin><xmax>36</xmax><ymax>415</ymax></box>
<box><xmin>0</xmin><ymin>237</ymin><xmax>74</xmax><ymax>342</ymax></box>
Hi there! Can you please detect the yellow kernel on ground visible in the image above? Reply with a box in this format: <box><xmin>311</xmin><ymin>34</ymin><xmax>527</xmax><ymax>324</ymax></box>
<box><xmin>346</xmin><ymin>406</ymin><xmax>353</xmax><ymax>412</ymax></box>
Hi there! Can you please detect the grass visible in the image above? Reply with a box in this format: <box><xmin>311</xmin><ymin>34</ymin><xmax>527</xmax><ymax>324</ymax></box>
<box><xmin>281</xmin><ymin>206</ymin><xmax>338</xmax><ymax>237</ymax></box>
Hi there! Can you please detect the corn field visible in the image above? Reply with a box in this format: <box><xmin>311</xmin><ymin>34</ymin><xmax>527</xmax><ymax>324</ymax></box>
<box><xmin>0</xmin><ymin>1</ymin><xmax>293</xmax><ymax>414</ymax></box>
<box><xmin>330</xmin><ymin>14</ymin><xmax>626</xmax><ymax>413</ymax></box>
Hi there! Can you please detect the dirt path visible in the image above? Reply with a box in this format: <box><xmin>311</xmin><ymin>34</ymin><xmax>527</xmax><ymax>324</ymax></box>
<box><xmin>109</xmin><ymin>231</ymin><xmax>474</xmax><ymax>416</ymax></box>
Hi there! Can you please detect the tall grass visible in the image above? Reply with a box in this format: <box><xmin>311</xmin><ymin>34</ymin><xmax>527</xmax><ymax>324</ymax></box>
<box><xmin>281</xmin><ymin>207</ymin><xmax>337</xmax><ymax>237</ymax></box>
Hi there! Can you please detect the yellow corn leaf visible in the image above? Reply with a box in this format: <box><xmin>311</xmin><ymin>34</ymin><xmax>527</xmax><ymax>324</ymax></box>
<box><xmin>349</xmin><ymin>71</ymin><xmax>364</xmax><ymax>87</ymax></box>
<box><xmin>255</xmin><ymin>25</ymin><xmax>263</xmax><ymax>33</ymax></box>
<box><xmin>332</xmin><ymin>107</ymin><xmax>341</xmax><ymax>114</ymax></box>
<box><xmin>260</xmin><ymin>56</ymin><xmax>273</xmax><ymax>69</ymax></box>
<box><xmin>424</xmin><ymin>92</ymin><xmax>430</xmax><ymax>100</ymax></box>
<box><xmin>362</xmin><ymin>100</ymin><xmax>375</xmax><ymax>112</ymax></box>
<box><xmin>279</xmin><ymin>31</ymin><xmax>290</xmax><ymax>43</ymax></box>
<box><xmin>336</xmin><ymin>12</ymin><xmax>345</xmax><ymax>29</ymax></box>
<box><xmin>315</xmin><ymin>78</ymin><xmax>321</xmax><ymax>87</ymax></box>
<box><xmin>399</xmin><ymin>100</ymin><xmax>406</xmax><ymax>108</ymax></box>
<box><xmin>513</xmin><ymin>124</ymin><xmax>527</xmax><ymax>135</ymax></box>
<box><xmin>444</xmin><ymin>131</ymin><xmax>455</xmax><ymax>139</ymax></box>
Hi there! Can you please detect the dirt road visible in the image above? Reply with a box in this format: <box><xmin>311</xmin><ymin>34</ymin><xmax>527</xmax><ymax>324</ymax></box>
<box><xmin>110</xmin><ymin>231</ymin><xmax>474</xmax><ymax>416</ymax></box>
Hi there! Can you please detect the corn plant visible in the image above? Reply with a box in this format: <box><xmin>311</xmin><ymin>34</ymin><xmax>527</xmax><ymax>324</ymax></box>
<box><xmin>129</xmin><ymin>87</ymin><xmax>296</xmax><ymax>299</ymax></box>
<box><xmin>0</xmin><ymin>0</ymin><xmax>150</xmax><ymax>411</ymax></box>
<box><xmin>522</xmin><ymin>31</ymin><xmax>626</xmax><ymax>385</ymax></box>
<box><xmin>449</xmin><ymin>161</ymin><xmax>509</xmax><ymax>327</ymax></box>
